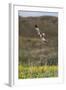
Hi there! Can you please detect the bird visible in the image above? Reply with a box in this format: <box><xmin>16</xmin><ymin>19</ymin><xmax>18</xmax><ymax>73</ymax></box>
<box><xmin>35</xmin><ymin>25</ymin><xmax>48</xmax><ymax>43</ymax></box>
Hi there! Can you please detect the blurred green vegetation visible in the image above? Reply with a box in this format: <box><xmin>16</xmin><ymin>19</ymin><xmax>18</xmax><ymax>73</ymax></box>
<box><xmin>18</xmin><ymin>65</ymin><xmax>58</xmax><ymax>79</ymax></box>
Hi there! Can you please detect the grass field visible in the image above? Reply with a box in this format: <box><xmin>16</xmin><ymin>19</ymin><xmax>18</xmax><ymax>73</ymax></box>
<box><xmin>18</xmin><ymin>65</ymin><xmax>58</xmax><ymax>79</ymax></box>
<box><xmin>19</xmin><ymin>36</ymin><xmax>58</xmax><ymax>79</ymax></box>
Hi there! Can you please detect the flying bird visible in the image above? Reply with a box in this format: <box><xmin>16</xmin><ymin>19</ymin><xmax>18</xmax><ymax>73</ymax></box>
<box><xmin>35</xmin><ymin>25</ymin><xmax>48</xmax><ymax>43</ymax></box>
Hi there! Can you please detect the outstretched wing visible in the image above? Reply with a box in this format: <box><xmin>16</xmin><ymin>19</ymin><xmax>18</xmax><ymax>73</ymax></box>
<box><xmin>35</xmin><ymin>27</ymin><xmax>48</xmax><ymax>43</ymax></box>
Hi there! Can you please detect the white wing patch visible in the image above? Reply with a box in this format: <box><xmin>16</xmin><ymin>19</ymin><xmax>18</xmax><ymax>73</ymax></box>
<box><xmin>35</xmin><ymin>27</ymin><xmax>48</xmax><ymax>43</ymax></box>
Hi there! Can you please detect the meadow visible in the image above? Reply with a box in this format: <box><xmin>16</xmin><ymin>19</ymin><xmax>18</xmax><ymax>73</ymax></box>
<box><xmin>19</xmin><ymin>65</ymin><xmax>58</xmax><ymax>79</ymax></box>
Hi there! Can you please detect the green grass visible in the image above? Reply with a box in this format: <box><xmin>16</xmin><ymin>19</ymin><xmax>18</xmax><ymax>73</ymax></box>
<box><xmin>18</xmin><ymin>65</ymin><xmax>58</xmax><ymax>79</ymax></box>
